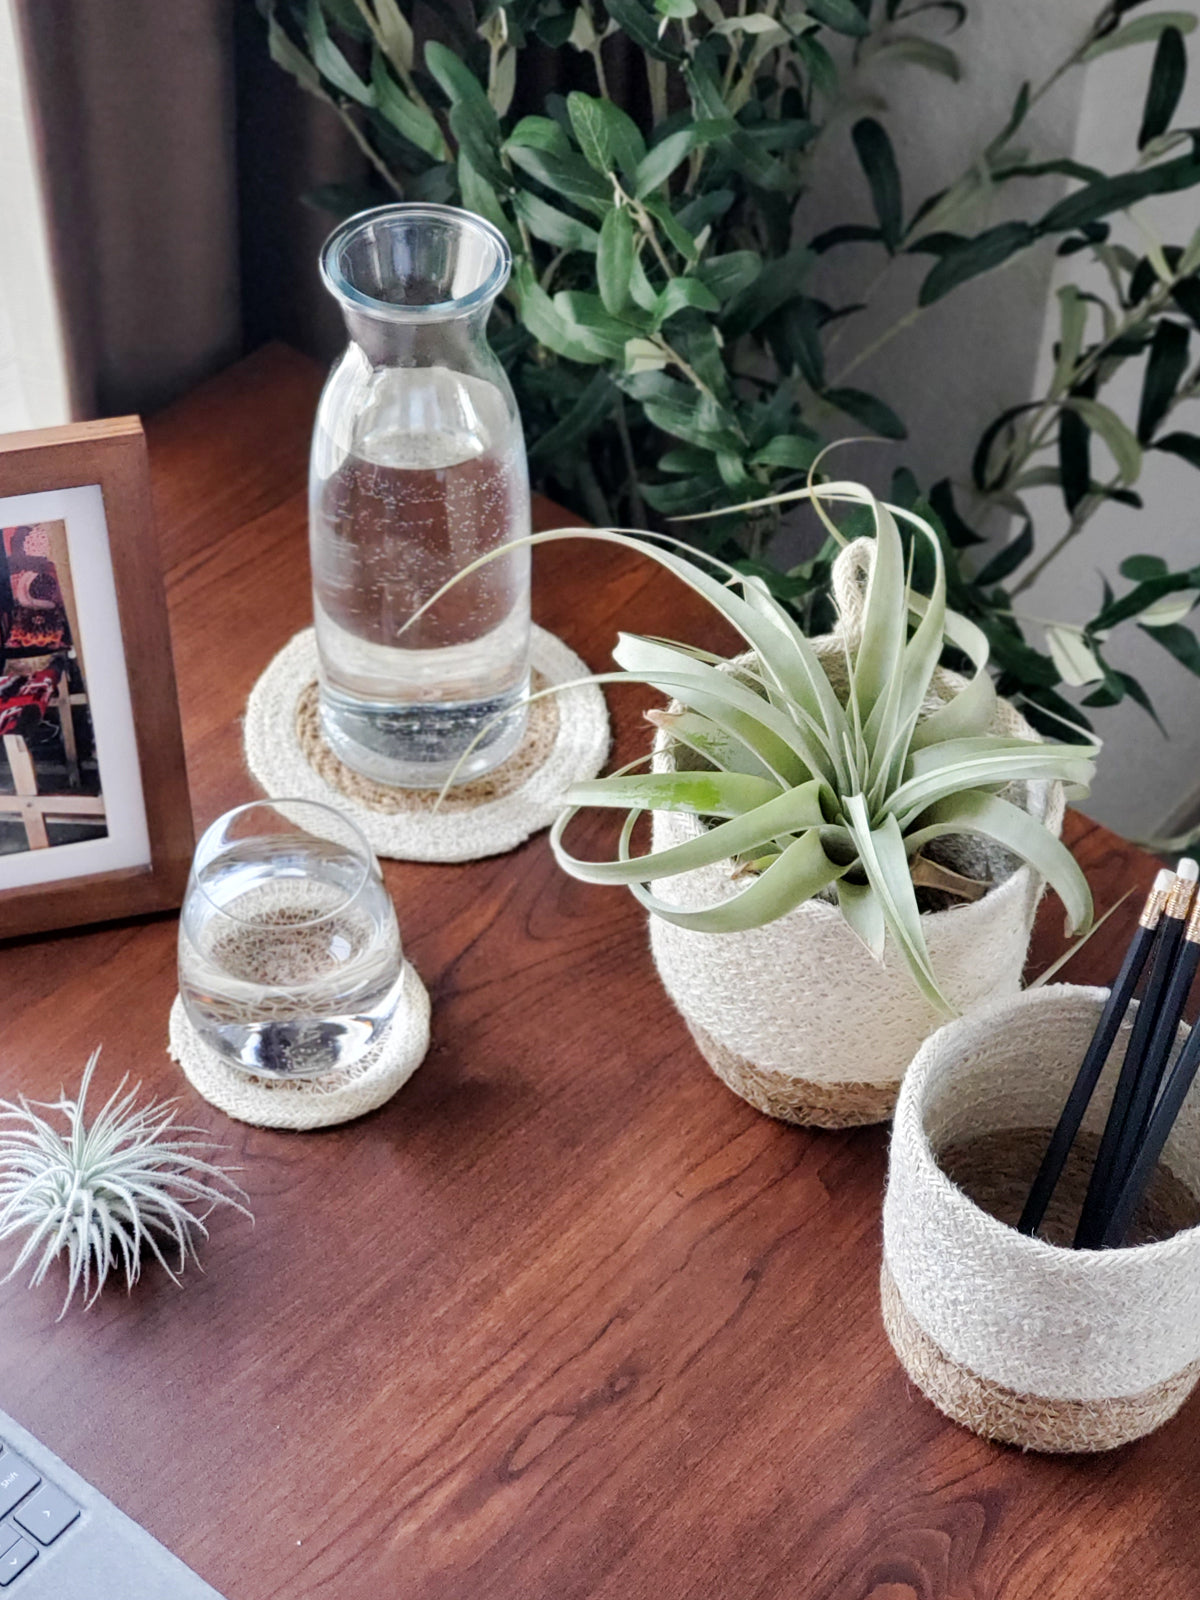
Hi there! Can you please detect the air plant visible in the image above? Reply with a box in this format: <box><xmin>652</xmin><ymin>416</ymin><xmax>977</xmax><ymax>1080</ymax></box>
<box><xmin>517</xmin><ymin>480</ymin><xmax>1097</xmax><ymax>1015</ymax></box>
<box><xmin>0</xmin><ymin>1052</ymin><xmax>251</xmax><ymax>1317</ymax></box>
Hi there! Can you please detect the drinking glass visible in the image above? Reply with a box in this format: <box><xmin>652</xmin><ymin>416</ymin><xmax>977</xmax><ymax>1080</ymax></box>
<box><xmin>178</xmin><ymin>799</ymin><xmax>403</xmax><ymax>1078</ymax></box>
<box><xmin>311</xmin><ymin>202</ymin><xmax>531</xmax><ymax>789</ymax></box>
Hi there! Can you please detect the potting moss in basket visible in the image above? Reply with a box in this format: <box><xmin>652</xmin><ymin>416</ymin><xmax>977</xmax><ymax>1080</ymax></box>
<box><xmin>540</xmin><ymin>479</ymin><xmax>1096</xmax><ymax>1126</ymax></box>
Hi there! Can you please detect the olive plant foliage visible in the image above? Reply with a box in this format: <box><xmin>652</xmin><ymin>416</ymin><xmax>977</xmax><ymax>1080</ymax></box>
<box><xmin>259</xmin><ymin>0</ymin><xmax>1200</xmax><ymax>739</ymax></box>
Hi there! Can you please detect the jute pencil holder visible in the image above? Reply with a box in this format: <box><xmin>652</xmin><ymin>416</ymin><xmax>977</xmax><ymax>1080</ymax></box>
<box><xmin>646</xmin><ymin>543</ymin><xmax>1063</xmax><ymax>1130</ymax></box>
<box><xmin>882</xmin><ymin>984</ymin><xmax>1200</xmax><ymax>1453</ymax></box>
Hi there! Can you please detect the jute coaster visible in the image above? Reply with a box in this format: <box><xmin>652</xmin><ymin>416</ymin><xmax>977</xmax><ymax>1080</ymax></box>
<box><xmin>243</xmin><ymin>625</ymin><xmax>610</xmax><ymax>863</ymax></box>
<box><xmin>168</xmin><ymin>961</ymin><xmax>431</xmax><ymax>1131</ymax></box>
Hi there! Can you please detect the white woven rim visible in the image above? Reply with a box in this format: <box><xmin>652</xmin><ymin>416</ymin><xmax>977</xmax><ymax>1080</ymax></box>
<box><xmin>168</xmin><ymin>961</ymin><xmax>431</xmax><ymax>1130</ymax></box>
<box><xmin>243</xmin><ymin>624</ymin><xmax>610</xmax><ymax>862</ymax></box>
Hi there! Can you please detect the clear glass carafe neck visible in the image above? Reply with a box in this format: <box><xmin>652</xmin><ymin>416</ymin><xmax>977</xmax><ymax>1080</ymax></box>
<box><xmin>320</xmin><ymin>203</ymin><xmax>510</xmax><ymax>369</ymax></box>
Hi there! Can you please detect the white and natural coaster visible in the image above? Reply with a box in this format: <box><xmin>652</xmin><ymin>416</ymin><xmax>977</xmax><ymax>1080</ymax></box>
<box><xmin>167</xmin><ymin>961</ymin><xmax>431</xmax><ymax>1131</ymax></box>
<box><xmin>243</xmin><ymin>624</ymin><xmax>610</xmax><ymax>863</ymax></box>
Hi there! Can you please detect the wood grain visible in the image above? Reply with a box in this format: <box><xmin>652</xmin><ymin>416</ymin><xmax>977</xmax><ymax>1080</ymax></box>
<box><xmin>0</xmin><ymin>417</ymin><xmax>193</xmax><ymax>936</ymax></box>
<box><xmin>0</xmin><ymin>343</ymin><xmax>1193</xmax><ymax>1600</ymax></box>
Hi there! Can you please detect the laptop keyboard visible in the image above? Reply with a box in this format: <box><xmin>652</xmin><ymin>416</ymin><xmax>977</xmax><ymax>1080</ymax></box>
<box><xmin>0</xmin><ymin>1441</ymin><xmax>79</xmax><ymax>1585</ymax></box>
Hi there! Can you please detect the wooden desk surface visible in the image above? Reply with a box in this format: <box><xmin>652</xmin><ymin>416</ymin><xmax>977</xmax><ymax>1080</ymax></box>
<box><xmin>0</xmin><ymin>344</ymin><xmax>1188</xmax><ymax>1600</ymax></box>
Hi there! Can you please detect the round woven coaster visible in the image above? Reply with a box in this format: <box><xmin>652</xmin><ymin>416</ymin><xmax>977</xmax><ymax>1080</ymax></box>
<box><xmin>689</xmin><ymin>1022</ymin><xmax>900</xmax><ymax>1129</ymax></box>
<box><xmin>168</xmin><ymin>962</ymin><xmax>431</xmax><ymax>1131</ymax></box>
<box><xmin>244</xmin><ymin>624</ymin><xmax>610</xmax><ymax>863</ymax></box>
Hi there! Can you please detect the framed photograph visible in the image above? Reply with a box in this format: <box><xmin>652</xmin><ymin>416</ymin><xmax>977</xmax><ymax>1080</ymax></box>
<box><xmin>0</xmin><ymin>417</ymin><xmax>192</xmax><ymax>939</ymax></box>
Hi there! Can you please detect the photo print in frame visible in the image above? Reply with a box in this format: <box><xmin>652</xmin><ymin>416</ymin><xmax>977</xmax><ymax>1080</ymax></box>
<box><xmin>0</xmin><ymin>417</ymin><xmax>192</xmax><ymax>938</ymax></box>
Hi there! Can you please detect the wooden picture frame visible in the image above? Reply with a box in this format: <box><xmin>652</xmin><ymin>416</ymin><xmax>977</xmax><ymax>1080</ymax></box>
<box><xmin>0</xmin><ymin>417</ymin><xmax>192</xmax><ymax>939</ymax></box>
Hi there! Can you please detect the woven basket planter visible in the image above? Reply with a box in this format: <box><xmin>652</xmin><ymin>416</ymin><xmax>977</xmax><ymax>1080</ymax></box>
<box><xmin>882</xmin><ymin>984</ymin><xmax>1200</xmax><ymax>1453</ymax></box>
<box><xmin>646</xmin><ymin>593</ymin><xmax>1063</xmax><ymax>1128</ymax></box>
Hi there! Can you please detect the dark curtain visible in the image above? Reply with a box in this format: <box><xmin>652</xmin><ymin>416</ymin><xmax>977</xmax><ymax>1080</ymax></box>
<box><xmin>13</xmin><ymin>2</ymin><xmax>643</xmax><ymax>419</ymax></box>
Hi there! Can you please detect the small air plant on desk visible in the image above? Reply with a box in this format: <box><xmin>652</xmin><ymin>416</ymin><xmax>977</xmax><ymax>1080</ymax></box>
<box><xmin>0</xmin><ymin>1052</ymin><xmax>250</xmax><ymax>1317</ymax></box>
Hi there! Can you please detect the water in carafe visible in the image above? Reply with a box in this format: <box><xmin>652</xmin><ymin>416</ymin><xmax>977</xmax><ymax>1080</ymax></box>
<box><xmin>311</xmin><ymin>206</ymin><xmax>531</xmax><ymax>788</ymax></box>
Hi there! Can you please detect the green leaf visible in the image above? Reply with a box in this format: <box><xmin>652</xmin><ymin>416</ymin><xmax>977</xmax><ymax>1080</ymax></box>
<box><xmin>527</xmin><ymin>372</ymin><xmax>617</xmax><ymax>463</ymax></box>
<box><xmin>513</xmin><ymin>260</ymin><xmax>607</xmax><ymax>364</ymax></box>
<box><xmin>605</xmin><ymin>0</ymin><xmax>685</xmax><ymax>59</ymax></box>
<box><xmin>370</xmin><ymin>52</ymin><xmax>447</xmax><ymax>158</ymax></box>
<box><xmin>507</xmin><ymin>115</ymin><xmax>571</xmax><ymax>155</ymax></box>
<box><xmin>641</xmin><ymin>195</ymin><xmax>700</xmax><ymax>261</ymax></box>
<box><xmin>1137</xmin><ymin>318</ymin><xmax>1190</xmax><ymax>441</ymax></box>
<box><xmin>263</xmin><ymin>5</ymin><xmax>323</xmax><ymax>95</ymax></box>
<box><xmin>1156</xmin><ymin>431</ymin><xmax>1200</xmax><ymax>468</ymax></box>
<box><xmin>750</xmin><ymin>436</ymin><xmax>823</xmax><ymax>470</ymax></box>
<box><xmin>506</xmin><ymin>144</ymin><xmax>612</xmax><ymax>214</ymax></box>
<box><xmin>634</xmin><ymin>122</ymin><xmax>727</xmax><ymax>197</ymax></box>
<box><xmin>1083</xmin><ymin>10</ymin><xmax>1198</xmax><ymax>59</ymax></box>
<box><xmin>1066</xmin><ymin>397</ymin><xmax>1143</xmax><ymax>482</ymax></box>
<box><xmin>823</xmin><ymin>388</ymin><xmax>907</xmax><ymax>439</ymax></box>
<box><xmin>457</xmin><ymin>152</ymin><xmax>516</xmax><ymax>246</ymax></box>
<box><xmin>852</xmin><ymin>118</ymin><xmax>903</xmax><ymax>251</ymax></box>
<box><xmin>424</xmin><ymin>41</ymin><xmax>496</xmax><ymax>128</ymax></box>
<box><xmin>598</xmin><ymin>206</ymin><xmax>635</xmax><ymax>314</ymax></box>
<box><xmin>1058</xmin><ymin>403</ymin><xmax>1090</xmax><ymax>512</ymax></box>
<box><xmin>721</xmin><ymin>246</ymin><xmax>814</xmax><ymax>337</ymax></box>
<box><xmin>1141</xmin><ymin>619</ymin><xmax>1200</xmax><ymax>674</ymax></box>
<box><xmin>975</xmin><ymin>523</ymin><xmax>1033</xmax><ymax>587</ymax></box>
<box><xmin>805</xmin><ymin>0</ymin><xmax>871</xmax><ymax>35</ymax></box>
<box><xmin>567</xmin><ymin>92</ymin><xmax>612</xmax><ymax>175</ymax></box>
<box><xmin>655</xmin><ymin>276</ymin><xmax>721</xmax><ymax>321</ymax></box>
<box><xmin>1039</xmin><ymin>148</ymin><xmax>1200</xmax><ymax>234</ymax></box>
<box><xmin>569</xmin><ymin>94</ymin><xmax>647</xmax><ymax>180</ymax></box>
<box><xmin>1139</xmin><ymin>26</ymin><xmax>1187</xmax><ymax>146</ymax></box>
<box><xmin>554</xmin><ymin>290</ymin><xmax>638</xmax><ymax>360</ymax></box>
<box><xmin>869</xmin><ymin>35</ymin><xmax>961</xmax><ymax>79</ymax></box>
<box><xmin>919</xmin><ymin>222</ymin><xmax>1038</xmax><ymax>304</ymax></box>
<box><xmin>696</xmin><ymin>250</ymin><xmax>763</xmax><ymax>302</ymax></box>
<box><xmin>305</xmin><ymin>0</ymin><xmax>374</xmax><ymax>102</ymax></box>
<box><xmin>1122</xmin><ymin>554</ymin><xmax>1169</xmax><ymax>580</ymax></box>
<box><xmin>512</xmin><ymin>190</ymin><xmax>600</xmax><ymax>252</ymax></box>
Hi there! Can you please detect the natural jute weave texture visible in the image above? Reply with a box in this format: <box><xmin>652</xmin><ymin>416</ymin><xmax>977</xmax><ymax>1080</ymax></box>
<box><xmin>882</xmin><ymin>984</ymin><xmax>1200</xmax><ymax>1451</ymax></box>
<box><xmin>648</xmin><ymin>538</ymin><xmax>1062</xmax><ymax>1128</ymax></box>
<box><xmin>168</xmin><ymin>961</ymin><xmax>430</xmax><ymax>1130</ymax></box>
<box><xmin>243</xmin><ymin>625</ymin><xmax>610</xmax><ymax>863</ymax></box>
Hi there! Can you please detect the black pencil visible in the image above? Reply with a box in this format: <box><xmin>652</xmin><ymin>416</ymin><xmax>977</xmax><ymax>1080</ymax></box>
<box><xmin>1074</xmin><ymin>861</ymin><xmax>1198</xmax><ymax>1249</ymax></box>
<box><xmin>1107</xmin><ymin>888</ymin><xmax>1200</xmax><ymax>1217</ymax></box>
<box><xmin>1018</xmin><ymin>869</ymin><xmax>1173</xmax><ymax>1237</ymax></box>
<box><xmin>1102</xmin><ymin>1001</ymin><xmax>1200</xmax><ymax>1247</ymax></box>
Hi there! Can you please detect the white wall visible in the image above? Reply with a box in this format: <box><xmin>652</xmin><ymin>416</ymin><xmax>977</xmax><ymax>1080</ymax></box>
<box><xmin>0</xmin><ymin>0</ymin><xmax>71</xmax><ymax>432</ymax></box>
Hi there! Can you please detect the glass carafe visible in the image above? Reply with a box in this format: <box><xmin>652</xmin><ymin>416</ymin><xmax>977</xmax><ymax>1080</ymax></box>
<box><xmin>310</xmin><ymin>204</ymin><xmax>531</xmax><ymax>788</ymax></box>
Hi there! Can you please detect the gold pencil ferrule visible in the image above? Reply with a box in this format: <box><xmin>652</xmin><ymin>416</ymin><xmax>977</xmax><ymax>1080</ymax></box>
<box><xmin>1140</xmin><ymin>883</ymin><xmax>1171</xmax><ymax>929</ymax></box>
<box><xmin>1185</xmin><ymin>894</ymin><xmax>1200</xmax><ymax>944</ymax></box>
<box><xmin>1166</xmin><ymin>875</ymin><xmax>1196</xmax><ymax>921</ymax></box>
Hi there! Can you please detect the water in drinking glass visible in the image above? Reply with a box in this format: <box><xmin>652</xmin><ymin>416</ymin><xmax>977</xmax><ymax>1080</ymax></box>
<box><xmin>179</xmin><ymin>816</ymin><xmax>403</xmax><ymax>1078</ymax></box>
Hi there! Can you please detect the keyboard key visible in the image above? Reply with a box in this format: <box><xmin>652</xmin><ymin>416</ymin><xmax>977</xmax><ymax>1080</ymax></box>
<box><xmin>14</xmin><ymin>1484</ymin><xmax>79</xmax><ymax>1545</ymax></box>
<box><xmin>0</xmin><ymin>1459</ymin><xmax>39</xmax><ymax>1520</ymax></box>
<box><xmin>0</xmin><ymin>1537</ymin><xmax>35</xmax><ymax>1585</ymax></box>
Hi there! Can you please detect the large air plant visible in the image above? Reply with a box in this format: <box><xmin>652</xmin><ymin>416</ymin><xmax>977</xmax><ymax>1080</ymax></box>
<box><xmin>533</xmin><ymin>482</ymin><xmax>1098</xmax><ymax>1013</ymax></box>
<box><xmin>0</xmin><ymin>1053</ymin><xmax>251</xmax><ymax>1317</ymax></box>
